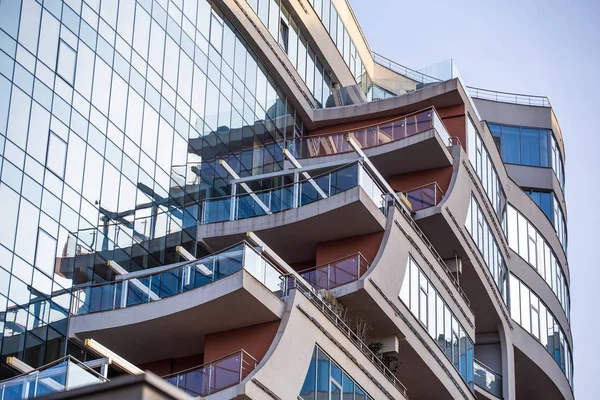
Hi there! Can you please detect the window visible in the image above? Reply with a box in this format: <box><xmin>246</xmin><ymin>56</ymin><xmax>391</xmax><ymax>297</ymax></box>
<box><xmin>56</xmin><ymin>40</ymin><xmax>76</xmax><ymax>85</ymax></box>
<box><xmin>299</xmin><ymin>346</ymin><xmax>372</xmax><ymax>399</ymax></box>
<box><xmin>46</xmin><ymin>132</ymin><xmax>67</xmax><ymax>179</ymax></box>
<box><xmin>399</xmin><ymin>256</ymin><xmax>474</xmax><ymax>391</ymax></box>
<box><xmin>489</xmin><ymin>123</ymin><xmax>555</xmax><ymax>168</ymax></box>
<box><xmin>506</xmin><ymin>204</ymin><xmax>569</xmax><ymax>318</ymax></box>
<box><xmin>279</xmin><ymin>18</ymin><xmax>289</xmax><ymax>52</ymax></box>
<box><xmin>508</xmin><ymin>273</ymin><xmax>573</xmax><ymax>387</ymax></box>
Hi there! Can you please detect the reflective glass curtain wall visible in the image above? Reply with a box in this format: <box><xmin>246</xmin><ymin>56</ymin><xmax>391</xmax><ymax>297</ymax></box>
<box><xmin>399</xmin><ymin>256</ymin><xmax>475</xmax><ymax>390</ymax></box>
<box><xmin>247</xmin><ymin>0</ymin><xmax>332</xmax><ymax>108</ymax></box>
<box><xmin>0</xmin><ymin>0</ymin><xmax>307</xmax><ymax>375</ymax></box>
<box><xmin>305</xmin><ymin>0</ymin><xmax>370</xmax><ymax>91</ymax></box>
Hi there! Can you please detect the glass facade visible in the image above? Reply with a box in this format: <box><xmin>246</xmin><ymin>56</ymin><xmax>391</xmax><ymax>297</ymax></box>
<box><xmin>0</xmin><ymin>0</ymin><xmax>308</xmax><ymax>377</ymax></box>
<box><xmin>489</xmin><ymin>122</ymin><xmax>565</xmax><ymax>189</ymax></box>
<box><xmin>305</xmin><ymin>0</ymin><xmax>367</xmax><ymax>83</ymax></box>
<box><xmin>299</xmin><ymin>345</ymin><xmax>373</xmax><ymax>400</ymax></box>
<box><xmin>467</xmin><ymin>117</ymin><xmax>507</xmax><ymax>224</ymax></box>
<box><xmin>509</xmin><ymin>274</ymin><xmax>573</xmax><ymax>387</ymax></box>
<box><xmin>506</xmin><ymin>204</ymin><xmax>570</xmax><ymax>319</ymax></box>
<box><xmin>247</xmin><ymin>0</ymin><xmax>332</xmax><ymax>107</ymax></box>
<box><xmin>465</xmin><ymin>195</ymin><xmax>508</xmax><ymax>302</ymax></box>
<box><xmin>399</xmin><ymin>256</ymin><xmax>474</xmax><ymax>390</ymax></box>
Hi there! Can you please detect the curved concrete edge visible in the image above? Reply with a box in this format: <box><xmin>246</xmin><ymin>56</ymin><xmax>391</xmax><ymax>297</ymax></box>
<box><xmin>223</xmin><ymin>290</ymin><xmax>407</xmax><ymax>400</ymax></box>
<box><xmin>441</xmin><ymin>149</ymin><xmax>512</xmax><ymax>327</ymax></box>
<box><xmin>68</xmin><ymin>270</ymin><xmax>285</xmax><ymax>337</ymax></box>
<box><xmin>440</xmin><ymin>148</ymin><xmax>518</xmax><ymax>399</ymax></box>
<box><xmin>512</xmin><ymin>326</ymin><xmax>574</xmax><ymax>400</ymax></box>
<box><xmin>364</xmin><ymin>205</ymin><xmax>474</xmax><ymax>337</ymax></box>
<box><xmin>510</xmin><ymin>251</ymin><xmax>572</xmax><ymax>346</ymax></box>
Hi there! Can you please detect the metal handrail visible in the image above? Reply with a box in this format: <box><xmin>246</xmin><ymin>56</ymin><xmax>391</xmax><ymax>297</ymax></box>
<box><xmin>303</xmin><ymin>106</ymin><xmax>438</xmax><ymax>140</ymax></box>
<box><xmin>474</xmin><ymin>358</ymin><xmax>502</xmax><ymax>377</ymax></box>
<box><xmin>403</xmin><ymin>182</ymin><xmax>445</xmax><ymax>196</ymax></box>
<box><xmin>467</xmin><ymin>86</ymin><xmax>551</xmax><ymax>107</ymax></box>
<box><xmin>283</xmin><ymin>275</ymin><xmax>409</xmax><ymax>397</ymax></box>
<box><xmin>162</xmin><ymin>349</ymin><xmax>258</xmax><ymax>379</ymax></box>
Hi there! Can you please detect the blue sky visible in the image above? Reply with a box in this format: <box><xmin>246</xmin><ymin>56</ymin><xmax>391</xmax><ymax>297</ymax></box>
<box><xmin>349</xmin><ymin>0</ymin><xmax>600</xmax><ymax>397</ymax></box>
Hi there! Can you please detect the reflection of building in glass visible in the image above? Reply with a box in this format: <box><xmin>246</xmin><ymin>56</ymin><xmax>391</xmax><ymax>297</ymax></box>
<box><xmin>0</xmin><ymin>0</ymin><xmax>572</xmax><ymax>399</ymax></box>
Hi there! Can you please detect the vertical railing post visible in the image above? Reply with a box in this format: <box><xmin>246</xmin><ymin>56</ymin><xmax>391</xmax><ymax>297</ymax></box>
<box><xmin>230</xmin><ymin>183</ymin><xmax>237</xmax><ymax>222</ymax></box>
<box><xmin>147</xmin><ymin>276</ymin><xmax>152</xmax><ymax>302</ymax></box>
<box><xmin>121</xmin><ymin>280</ymin><xmax>128</xmax><ymax>308</ymax></box>
<box><xmin>292</xmin><ymin>172</ymin><xmax>299</xmax><ymax>208</ymax></box>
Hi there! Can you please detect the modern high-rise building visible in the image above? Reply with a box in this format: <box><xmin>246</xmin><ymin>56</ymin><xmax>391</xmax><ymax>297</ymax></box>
<box><xmin>0</xmin><ymin>0</ymin><xmax>573</xmax><ymax>399</ymax></box>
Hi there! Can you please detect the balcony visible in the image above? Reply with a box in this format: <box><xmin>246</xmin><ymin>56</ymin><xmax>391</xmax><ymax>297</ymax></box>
<box><xmin>0</xmin><ymin>356</ymin><xmax>108</xmax><ymax>399</ymax></box>
<box><xmin>298</xmin><ymin>252</ymin><xmax>370</xmax><ymax>291</ymax></box>
<box><xmin>71</xmin><ymin>242</ymin><xmax>282</xmax><ymax>316</ymax></box>
<box><xmin>201</xmin><ymin>160</ymin><xmax>386</xmax><ymax>225</ymax></box>
<box><xmin>474</xmin><ymin>359</ymin><xmax>502</xmax><ymax>398</ymax></box>
<box><xmin>293</xmin><ymin>108</ymin><xmax>450</xmax><ymax>160</ymax></box>
<box><xmin>197</xmin><ymin>160</ymin><xmax>389</xmax><ymax>263</ymax></box>
<box><xmin>163</xmin><ymin>350</ymin><xmax>257</xmax><ymax>397</ymax></box>
<box><xmin>404</xmin><ymin>182</ymin><xmax>445</xmax><ymax>212</ymax></box>
<box><xmin>68</xmin><ymin>242</ymin><xmax>286</xmax><ymax>365</ymax></box>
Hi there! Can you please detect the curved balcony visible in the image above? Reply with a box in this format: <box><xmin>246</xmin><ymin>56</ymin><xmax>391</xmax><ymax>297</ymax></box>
<box><xmin>68</xmin><ymin>242</ymin><xmax>286</xmax><ymax>365</ymax></box>
<box><xmin>293</xmin><ymin>107</ymin><xmax>453</xmax><ymax>177</ymax></box>
<box><xmin>197</xmin><ymin>160</ymin><xmax>390</xmax><ymax>264</ymax></box>
<box><xmin>163</xmin><ymin>349</ymin><xmax>258</xmax><ymax>398</ymax></box>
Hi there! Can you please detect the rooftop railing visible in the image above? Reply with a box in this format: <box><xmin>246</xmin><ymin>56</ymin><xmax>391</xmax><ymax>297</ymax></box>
<box><xmin>474</xmin><ymin>359</ymin><xmax>502</xmax><ymax>398</ymax></box>
<box><xmin>163</xmin><ymin>350</ymin><xmax>258</xmax><ymax>397</ymax></box>
<box><xmin>70</xmin><ymin>242</ymin><xmax>283</xmax><ymax>316</ymax></box>
<box><xmin>291</xmin><ymin>108</ymin><xmax>450</xmax><ymax>160</ymax></box>
<box><xmin>281</xmin><ymin>275</ymin><xmax>408</xmax><ymax>398</ymax></box>
<box><xmin>298</xmin><ymin>252</ymin><xmax>370</xmax><ymax>291</ymax></box>
<box><xmin>0</xmin><ymin>356</ymin><xmax>108</xmax><ymax>400</ymax></box>
<box><xmin>201</xmin><ymin>160</ymin><xmax>388</xmax><ymax>224</ymax></box>
<box><xmin>467</xmin><ymin>86</ymin><xmax>551</xmax><ymax>108</ymax></box>
<box><xmin>403</xmin><ymin>182</ymin><xmax>445</xmax><ymax>212</ymax></box>
<box><xmin>373</xmin><ymin>52</ymin><xmax>442</xmax><ymax>84</ymax></box>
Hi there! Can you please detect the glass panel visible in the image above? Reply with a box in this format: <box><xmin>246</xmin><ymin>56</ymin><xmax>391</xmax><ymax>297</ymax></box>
<box><xmin>57</xmin><ymin>40</ymin><xmax>77</xmax><ymax>85</ymax></box>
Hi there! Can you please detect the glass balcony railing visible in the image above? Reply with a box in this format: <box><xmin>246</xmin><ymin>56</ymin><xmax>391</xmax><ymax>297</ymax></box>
<box><xmin>403</xmin><ymin>182</ymin><xmax>445</xmax><ymax>211</ymax></box>
<box><xmin>289</xmin><ymin>108</ymin><xmax>450</xmax><ymax>159</ymax></box>
<box><xmin>163</xmin><ymin>350</ymin><xmax>258</xmax><ymax>397</ymax></box>
<box><xmin>70</xmin><ymin>242</ymin><xmax>283</xmax><ymax>316</ymax></box>
<box><xmin>201</xmin><ymin>160</ymin><xmax>388</xmax><ymax>224</ymax></box>
<box><xmin>373</xmin><ymin>52</ymin><xmax>443</xmax><ymax>85</ymax></box>
<box><xmin>474</xmin><ymin>359</ymin><xmax>502</xmax><ymax>398</ymax></box>
<box><xmin>0</xmin><ymin>356</ymin><xmax>108</xmax><ymax>399</ymax></box>
<box><xmin>298</xmin><ymin>253</ymin><xmax>370</xmax><ymax>291</ymax></box>
<box><xmin>467</xmin><ymin>86</ymin><xmax>551</xmax><ymax>108</ymax></box>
